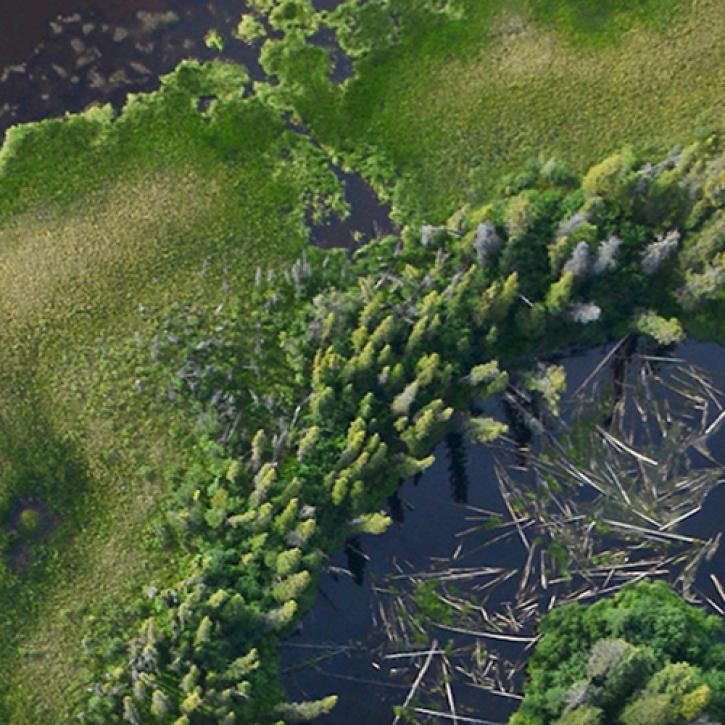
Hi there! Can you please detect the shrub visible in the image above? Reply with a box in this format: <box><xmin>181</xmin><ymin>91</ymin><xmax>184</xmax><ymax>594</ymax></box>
<box><xmin>18</xmin><ymin>508</ymin><xmax>41</xmax><ymax>535</ymax></box>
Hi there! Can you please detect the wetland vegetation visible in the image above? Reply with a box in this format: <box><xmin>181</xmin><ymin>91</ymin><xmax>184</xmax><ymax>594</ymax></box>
<box><xmin>0</xmin><ymin>0</ymin><xmax>723</xmax><ymax>722</ymax></box>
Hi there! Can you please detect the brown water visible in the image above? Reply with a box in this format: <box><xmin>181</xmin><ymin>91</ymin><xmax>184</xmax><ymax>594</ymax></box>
<box><xmin>0</xmin><ymin>0</ymin><xmax>262</xmax><ymax>136</ymax></box>
<box><xmin>0</xmin><ymin>0</ymin><xmax>172</xmax><ymax>66</ymax></box>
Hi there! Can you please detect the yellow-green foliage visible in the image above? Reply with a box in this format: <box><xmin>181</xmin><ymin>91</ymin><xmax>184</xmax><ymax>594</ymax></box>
<box><xmin>310</xmin><ymin>385</ymin><xmax>335</xmax><ymax>417</ymax></box>
<box><xmin>505</xmin><ymin>193</ymin><xmax>538</xmax><ymax>240</ymax></box>
<box><xmin>18</xmin><ymin>509</ymin><xmax>41</xmax><ymax>535</ymax></box>
<box><xmin>251</xmin><ymin>429</ymin><xmax>267</xmax><ymax>470</ymax></box>
<box><xmin>581</xmin><ymin>149</ymin><xmax>637</xmax><ymax>200</ymax></box>
<box><xmin>392</xmin><ymin>380</ymin><xmax>419</xmax><ymax>417</ymax></box>
<box><xmin>680</xmin><ymin>685</ymin><xmax>710</xmax><ymax>719</ymax></box>
<box><xmin>405</xmin><ymin>315</ymin><xmax>430</xmax><ymax>353</ymax></box>
<box><xmin>268</xmin><ymin>0</ymin><xmax>318</xmax><ymax>34</ymax></box>
<box><xmin>359</xmin><ymin>292</ymin><xmax>386</xmax><ymax>328</ymax></box>
<box><xmin>274</xmin><ymin>695</ymin><xmax>338</xmax><ymax>724</ymax></box>
<box><xmin>377</xmin><ymin>343</ymin><xmax>394</xmax><ymax>367</ymax></box>
<box><xmin>274</xmin><ymin>497</ymin><xmax>299</xmax><ymax>534</ymax></box>
<box><xmin>150</xmin><ymin>689</ymin><xmax>170</xmax><ymax>718</ymax></box>
<box><xmin>275</xmin><ymin>548</ymin><xmax>302</xmax><ymax>577</ymax></box>
<box><xmin>180</xmin><ymin>689</ymin><xmax>203</xmax><ymax>714</ymax></box>
<box><xmin>620</xmin><ymin>694</ymin><xmax>675</xmax><ymax>725</ymax></box>
<box><xmin>416</xmin><ymin>352</ymin><xmax>442</xmax><ymax>387</ymax></box>
<box><xmin>204</xmin><ymin>29</ymin><xmax>225</xmax><ymax>52</ymax></box>
<box><xmin>351</xmin><ymin>324</ymin><xmax>368</xmax><ymax>352</ymax></box>
<box><xmin>340</xmin><ymin>418</ymin><xmax>366</xmax><ymax>464</ymax></box>
<box><xmin>636</xmin><ymin>311</ymin><xmax>685</xmax><ymax>345</ymax></box>
<box><xmin>402</xmin><ymin>399</ymin><xmax>453</xmax><ymax>454</ymax></box>
<box><xmin>272</xmin><ymin>570</ymin><xmax>311</xmax><ymax>603</ymax></box>
<box><xmin>467</xmin><ymin>416</ymin><xmax>508</xmax><ymax>444</ymax></box>
<box><xmin>180</xmin><ymin>665</ymin><xmax>199</xmax><ymax>694</ymax></box>
<box><xmin>194</xmin><ymin>616</ymin><xmax>213</xmax><ymax>647</ymax></box>
<box><xmin>251</xmin><ymin>463</ymin><xmax>277</xmax><ymax>507</ymax></box>
<box><xmin>556</xmin><ymin>706</ymin><xmax>603</xmax><ymax>725</ymax></box>
<box><xmin>369</xmin><ymin>314</ymin><xmax>396</xmax><ymax>348</ymax></box>
<box><xmin>396</xmin><ymin>454</ymin><xmax>435</xmax><ymax>478</ymax></box>
<box><xmin>292</xmin><ymin>518</ymin><xmax>316</xmax><ymax>545</ymax></box>
<box><xmin>466</xmin><ymin>361</ymin><xmax>508</xmax><ymax>396</ymax></box>
<box><xmin>347</xmin><ymin>451</ymin><xmax>370</xmax><ymax>481</ymax></box>
<box><xmin>349</xmin><ymin>512</ymin><xmax>392</xmax><ymax>536</ymax></box>
<box><xmin>264</xmin><ymin>600</ymin><xmax>298</xmax><ymax>630</ymax></box>
<box><xmin>367</xmin><ymin>439</ymin><xmax>388</xmax><ymax>472</ymax></box>
<box><xmin>331</xmin><ymin>470</ymin><xmax>352</xmax><ymax>505</ymax></box>
<box><xmin>235</xmin><ymin>14</ymin><xmax>267</xmax><ymax>43</ymax></box>
<box><xmin>468</xmin><ymin>361</ymin><xmax>499</xmax><ymax>384</ymax></box>
<box><xmin>546</xmin><ymin>272</ymin><xmax>574</xmax><ymax>314</ymax></box>
<box><xmin>226</xmin><ymin>648</ymin><xmax>260</xmax><ymax>680</ymax></box>
<box><xmin>480</xmin><ymin>273</ymin><xmax>519</xmax><ymax>325</ymax></box>
<box><xmin>549</xmin><ymin>235</ymin><xmax>578</xmax><ymax>275</ymax></box>
<box><xmin>296</xmin><ymin>426</ymin><xmax>320</xmax><ymax>460</ymax></box>
<box><xmin>206</xmin><ymin>589</ymin><xmax>229</xmax><ymax>610</ymax></box>
<box><xmin>526</xmin><ymin>364</ymin><xmax>567</xmax><ymax>415</ymax></box>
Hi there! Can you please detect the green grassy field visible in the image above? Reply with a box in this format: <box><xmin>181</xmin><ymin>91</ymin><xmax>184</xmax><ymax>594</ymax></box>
<box><xmin>271</xmin><ymin>0</ymin><xmax>725</xmax><ymax>222</ymax></box>
<box><xmin>0</xmin><ymin>61</ymin><xmax>342</xmax><ymax>721</ymax></box>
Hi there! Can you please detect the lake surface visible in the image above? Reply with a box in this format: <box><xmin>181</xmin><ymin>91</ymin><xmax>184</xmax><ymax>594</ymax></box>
<box><xmin>282</xmin><ymin>339</ymin><xmax>725</xmax><ymax>724</ymax></box>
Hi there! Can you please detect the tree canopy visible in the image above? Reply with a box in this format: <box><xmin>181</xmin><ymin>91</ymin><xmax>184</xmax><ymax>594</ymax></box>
<box><xmin>512</xmin><ymin>582</ymin><xmax>725</xmax><ymax>725</ymax></box>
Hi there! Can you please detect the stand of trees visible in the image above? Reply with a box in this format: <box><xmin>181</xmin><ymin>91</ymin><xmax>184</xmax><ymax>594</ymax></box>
<box><xmin>511</xmin><ymin>582</ymin><xmax>725</xmax><ymax>725</ymax></box>
<box><xmin>82</xmin><ymin>137</ymin><xmax>724</xmax><ymax>722</ymax></box>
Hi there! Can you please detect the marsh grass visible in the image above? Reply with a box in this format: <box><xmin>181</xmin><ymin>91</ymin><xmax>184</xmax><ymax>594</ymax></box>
<box><xmin>0</xmin><ymin>61</ymin><xmax>343</xmax><ymax>721</ymax></box>
<box><xmin>286</xmin><ymin>0</ymin><xmax>725</xmax><ymax>222</ymax></box>
<box><xmin>525</xmin><ymin>0</ymin><xmax>684</xmax><ymax>45</ymax></box>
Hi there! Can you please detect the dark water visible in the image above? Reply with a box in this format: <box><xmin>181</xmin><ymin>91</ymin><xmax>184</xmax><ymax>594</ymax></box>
<box><xmin>0</xmin><ymin>1</ymin><xmax>263</xmax><ymax>137</ymax></box>
<box><xmin>0</xmin><ymin>0</ymin><xmax>166</xmax><ymax>66</ymax></box>
<box><xmin>312</xmin><ymin>169</ymin><xmax>395</xmax><ymax>249</ymax></box>
<box><xmin>283</xmin><ymin>440</ymin><xmax>525</xmax><ymax>723</ymax></box>
<box><xmin>282</xmin><ymin>340</ymin><xmax>724</xmax><ymax>724</ymax></box>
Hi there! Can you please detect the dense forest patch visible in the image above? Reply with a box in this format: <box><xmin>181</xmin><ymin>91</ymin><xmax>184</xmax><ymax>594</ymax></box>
<box><xmin>512</xmin><ymin>582</ymin><xmax>725</xmax><ymax>724</ymax></box>
<box><xmin>75</xmin><ymin>137</ymin><xmax>723</xmax><ymax>723</ymax></box>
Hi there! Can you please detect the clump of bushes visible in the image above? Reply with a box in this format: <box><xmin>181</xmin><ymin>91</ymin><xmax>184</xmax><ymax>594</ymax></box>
<box><xmin>17</xmin><ymin>509</ymin><xmax>41</xmax><ymax>536</ymax></box>
<box><xmin>511</xmin><ymin>581</ymin><xmax>725</xmax><ymax>725</ymax></box>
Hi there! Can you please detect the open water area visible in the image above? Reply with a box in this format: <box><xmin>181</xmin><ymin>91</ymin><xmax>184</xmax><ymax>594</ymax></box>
<box><xmin>0</xmin><ymin>0</ymin><xmax>260</xmax><ymax>136</ymax></box>
<box><xmin>282</xmin><ymin>340</ymin><xmax>725</xmax><ymax>723</ymax></box>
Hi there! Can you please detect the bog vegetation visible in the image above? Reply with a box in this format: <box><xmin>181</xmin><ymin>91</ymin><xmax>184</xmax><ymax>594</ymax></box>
<box><xmin>0</xmin><ymin>0</ymin><xmax>722</xmax><ymax>722</ymax></box>
<box><xmin>79</xmin><ymin>137</ymin><xmax>723</xmax><ymax>722</ymax></box>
